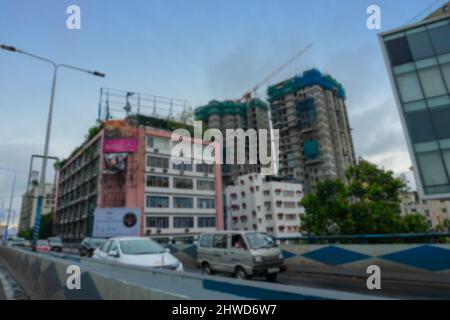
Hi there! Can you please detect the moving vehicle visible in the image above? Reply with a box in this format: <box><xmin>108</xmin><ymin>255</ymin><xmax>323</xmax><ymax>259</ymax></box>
<box><xmin>35</xmin><ymin>239</ymin><xmax>51</xmax><ymax>252</ymax></box>
<box><xmin>79</xmin><ymin>237</ymin><xmax>106</xmax><ymax>257</ymax></box>
<box><xmin>6</xmin><ymin>237</ymin><xmax>28</xmax><ymax>248</ymax></box>
<box><xmin>92</xmin><ymin>237</ymin><xmax>183</xmax><ymax>271</ymax></box>
<box><xmin>197</xmin><ymin>231</ymin><xmax>287</xmax><ymax>281</ymax></box>
<box><xmin>48</xmin><ymin>237</ymin><xmax>63</xmax><ymax>252</ymax></box>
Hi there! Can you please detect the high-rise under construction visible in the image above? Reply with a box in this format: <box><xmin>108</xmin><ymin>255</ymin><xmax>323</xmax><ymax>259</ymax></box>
<box><xmin>194</xmin><ymin>98</ymin><xmax>271</xmax><ymax>186</ymax></box>
<box><xmin>267</xmin><ymin>69</ymin><xmax>356</xmax><ymax>194</ymax></box>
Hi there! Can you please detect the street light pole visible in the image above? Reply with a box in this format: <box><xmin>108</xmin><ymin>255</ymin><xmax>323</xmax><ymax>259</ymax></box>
<box><xmin>0</xmin><ymin>167</ymin><xmax>17</xmax><ymax>243</ymax></box>
<box><xmin>1</xmin><ymin>44</ymin><xmax>105</xmax><ymax>246</ymax></box>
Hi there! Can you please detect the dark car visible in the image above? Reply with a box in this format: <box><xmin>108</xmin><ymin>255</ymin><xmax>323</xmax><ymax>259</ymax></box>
<box><xmin>79</xmin><ymin>237</ymin><xmax>105</xmax><ymax>257</ymax></box>
<box><xmin>48</xmin><ymin>237</ymin><xmax>63</xmax><ymax>252</ymax></box>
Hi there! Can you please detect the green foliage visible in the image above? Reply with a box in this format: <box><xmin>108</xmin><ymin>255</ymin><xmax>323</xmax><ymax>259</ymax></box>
<box><xmin>401</xmin><ymin>213</ymin><xmax>429</xmax><ymax>233</ymax></box>
<box><xmin>39</xmin><ymin>213</ymin><xmax>53</xmax><ymax>239</ymax></box>
<box><xmin>301</xmin><ymin>159</ymin><xmax>430</xmax><ymax>236</ymax></box>
<box><xmin>17</xmin><ymin>214</ymin><xmax>53</xmax><ymax>240</ymax></box>
<box><xmin>17</xmin><ymin>229</ymin><xmax>33</xmax><ymax>240</ymax></box>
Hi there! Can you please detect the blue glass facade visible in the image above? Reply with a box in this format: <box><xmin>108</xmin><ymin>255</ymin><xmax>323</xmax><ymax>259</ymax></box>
<box><xmin>382</xmin><ymin>17</ymin><xmax>450</xmax><ymax>197</ymax></box>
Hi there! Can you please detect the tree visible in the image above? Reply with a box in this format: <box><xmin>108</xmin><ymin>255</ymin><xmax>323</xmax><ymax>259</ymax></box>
<box><xmin>301</xmin><ymin>159</ymin><xmax>421</xmax><ymax>235</ymax></box>
<box><xmin>401</xmin><ymin>213</ymin><xmax>429</xmax><ymax>233</ymax></box>
<box><xmin>17</xmin><ymin>213</ymin><xmax>53</xmax><ymax>240</ymax></box>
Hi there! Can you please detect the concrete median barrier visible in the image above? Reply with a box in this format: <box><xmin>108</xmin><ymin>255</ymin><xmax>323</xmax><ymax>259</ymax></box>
<box><xmin>0</xmin><ymin>246</ymin><xmax>382</xmax><ymax>300</ymax></box>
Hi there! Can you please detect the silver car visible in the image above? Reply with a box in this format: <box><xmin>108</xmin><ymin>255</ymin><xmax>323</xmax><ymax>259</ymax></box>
<box><xmin>197</xmin><ymin>231</ymin><xmax>286</xmax><ymax>281</ymax></box>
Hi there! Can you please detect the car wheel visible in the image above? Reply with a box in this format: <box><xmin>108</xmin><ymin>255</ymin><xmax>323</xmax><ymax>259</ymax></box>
<box><xmin>265</xmin><ymin>273</ymin><xmax>277</xmax><ymax>282</ymax></box>
<box><xmin>235</xmin><ymin>266</ymin><xmax>248</xmax><ymax>280</ymax></box>
<box><xmin>202</xmin><ymin>262</ymin><xmax>214</xmax><ymax>275</ymax></box>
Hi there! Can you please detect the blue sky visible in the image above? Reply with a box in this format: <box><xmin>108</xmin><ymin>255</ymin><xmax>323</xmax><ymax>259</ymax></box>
<box><xmin>0</xmin><ymin>0</ymin><xmax>441</xmax><ymax>224</ymax></box>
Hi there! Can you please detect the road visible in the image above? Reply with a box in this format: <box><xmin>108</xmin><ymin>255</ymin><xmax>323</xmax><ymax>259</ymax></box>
<box><xmin>183</xmin><ymin>266</ymin><xmax>450</xmax><ymax>300</ymax></box>
<box><xmin>2</xmin><ymin>248</ymin><xmax>450</xmax><ymax>300</ymax></box>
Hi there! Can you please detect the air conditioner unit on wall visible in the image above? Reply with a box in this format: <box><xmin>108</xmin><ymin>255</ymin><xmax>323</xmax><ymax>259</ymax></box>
<box><xmin>185</xmin><ymin>228</ymin><xmax>190</xmax><ymax>233</ymax></box>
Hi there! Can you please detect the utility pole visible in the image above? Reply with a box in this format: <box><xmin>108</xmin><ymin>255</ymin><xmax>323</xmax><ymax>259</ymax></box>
<box><xmin>1</xmin><ymin>44</ymin><xmax>105</xmax><ymax>247</ymax></box>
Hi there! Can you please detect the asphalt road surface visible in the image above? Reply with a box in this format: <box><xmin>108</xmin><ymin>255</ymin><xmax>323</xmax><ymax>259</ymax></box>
<box><xmin>2</xmin><ymin>247</ymin><xmax>449</xmax><ymax>300</ymax></box>
<box><xmin>184</xmin><ymin>266</ymin><xmax>450</xmax><ymax>300</ymax></box>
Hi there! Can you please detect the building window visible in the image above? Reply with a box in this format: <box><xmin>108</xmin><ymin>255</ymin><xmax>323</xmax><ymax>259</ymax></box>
<box><xmin>405</xmin><ymin>110</ymin><xmax>435</xmax><ymax>143</ymax></box>
<box><xmin>395</xmin><ymin>71</ymin><xmax>424</xmax><ymax>103</ymax></box>
<box><xmin>146</xmin><ymin>175</ymin><xmax>169</xmax><ymax>188</ymax></box>
<box><xmin>198</xmin><ymin>216</ymin><xmax>216</xmax><ymax>228</ymax></box>
<box><xmin>198</xmin><ymin>198</ymin><xmax>215</xmax><ymax>209</ymax></box>
<box><xmin>263</xmin><ymin>190</ymin><xmax>270</xmax><ymax>196</ymax></box>
<box><xmin>172</xmin><ymin>162</ymin><xmax>193</xmax><ymax>171</ymax></box>
<box><xmin>147</xmin><ymin>156</ymin><xmax>169</xmax><ymax>169</ymax></box>
<box><xmin>428</xmin><ymin>23</ymin><xmax>450</xmax><ymax>55</ymax></box>
<box><xmin>146</xmin><ymin>217</ymin><xmax>169</xmax><ymax>228</ymax></box>
<box><xmin>173</xmin><ymin>197</ymin><xmax>194</xmax><ymax>208</ymax></box>
<box><xmin>416</xmin><ymin>151</ymin><xmax>449</xmax><ymax>187</ymax></box>
<box><xmin>407</xmin><ymin>30</ymin><xmax>434</xmax><ymax>61</ymax></box>
<box><xmin>146</xmin><ymin>196</ymin><xmax>169</xmax><ymax>208</ymax></box>
<box><xmin>173</xmin><ymin>217</ymin><xmax>194</xmax><ymax>228</ymax></box>
<box><xmin>417</xmin><ymin>66</ymin><xmax>447</xmax><ymax>98</ymax></box>
<box><xmin>283</xmin><ymin>190</ymin><xmax>294</xmax><ymax>197</ymax></box>
<box><xmin>147</xmin><ymin>136</ymin><xmax>170</xmax><ymax>151</ymax></box>
<box><xmin>385</xmin><ymin>36</ymin><xmax>413</xmax><ymax>66</ymax></box>
<box><xmin>173</xmin><ymin>178</ymin><xmax>193</xmax><ymax>189</ymax></box>
<box><xmin>196</xmin><ymin>163</ymin><xmax>214</xmax><ymax>174</ymax></box>
<box><xmin>197</xmin><ymin>180</ymin><xmax>215</xmax><ymax>191</ymax></box>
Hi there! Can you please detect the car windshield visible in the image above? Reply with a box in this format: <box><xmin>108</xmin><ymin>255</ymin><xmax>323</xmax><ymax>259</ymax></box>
<box><xmin>119</xmin><ymin>239</ymin><xmax>165</xmax><ymax>255</ymax></box>
<box><xmin>244</xmin><ymin>233</ymin><xmax>277</xmax><ymax>249</ymax></box>
<box><xmin>49</xmin><ymin>238</ymin><xmax>62</xmax><ymax>244</ymax></box>
<box><xmin>37</xmin><ymin>240</ymin><xmax>48</xmax><ymax>246</ymax></box>
<box><xmin>89</xmin><ymin>238</ymin><xmax>105</xmax><ymax>247</ymax></box>
<box><xmin>14</xmin><ymin>238</ymin><xmax>26</xmax><ymax>243</ymax></box>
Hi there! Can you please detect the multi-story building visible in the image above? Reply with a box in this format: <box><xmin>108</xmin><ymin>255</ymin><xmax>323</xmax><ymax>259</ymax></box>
<box><xmin>194</xmin><ymin>99</ymin><xmax>271</xmax><ymax>186</ymax></box>
<box><xmin>380</xmin><ymin>2</ymin><xmax>450</xmax><ymax>199</ymax></box>
<box><xmin>224</xmin><ymin>173</ymin><xmax>304</xmax><ymax>238</ymax></box>
<box><xmin>54</xmin><ymin>115</ymin><xmax>223</xmax><ymax>241</ymax></box>
<box><xmin>401</xmin><ymin>191</ymin><xmax>450</xmax><ymax>230</ymax></box>
<box><xmin>18</xmin><ymin>183</ymin><xmax>55</xmax><ymax>232</ymax></box>
<box><xmin>267</xmin><ymin>69</ymin><xmax>356</xmax><ymax>194</ymax></box>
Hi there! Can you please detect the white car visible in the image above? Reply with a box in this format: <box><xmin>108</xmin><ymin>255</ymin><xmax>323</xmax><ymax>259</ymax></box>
<box><xmin>92</xmin><ymin>237</ymin><xmax>183</xmax><ymax>272</ymax></box>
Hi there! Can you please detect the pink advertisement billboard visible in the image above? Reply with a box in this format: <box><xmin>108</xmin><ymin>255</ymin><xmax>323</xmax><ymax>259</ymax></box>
<box><xmin>103</xmin><ymin>138</ymin><xmax>137</xmax><ymax>153</ymax></box>
<box><xmin>103</xmin><ymin>120</ymin><xmax>138</xmax><ymax>153</ymax></box>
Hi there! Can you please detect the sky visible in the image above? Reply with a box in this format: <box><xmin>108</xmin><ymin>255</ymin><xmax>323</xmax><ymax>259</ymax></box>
<box><xmin>0</xmin><ymin>0</ymin><xmax>442</xmax><ymax>225</ymax></box>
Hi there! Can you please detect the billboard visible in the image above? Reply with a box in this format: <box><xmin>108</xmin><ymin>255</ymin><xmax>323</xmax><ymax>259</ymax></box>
<box><xmin>93</xmin><ymin>208</ymin><xmax>141</xmax><ymax>238</ymax></box>
<box><xmin>103</xmin><ymin>153</ymin><xmax>128</xmax><ymax>174</ymax></box>
<box><xmin>103</xmin><ymin>120</ymin><xmax>138</xmax><ymax>153</ymax></box>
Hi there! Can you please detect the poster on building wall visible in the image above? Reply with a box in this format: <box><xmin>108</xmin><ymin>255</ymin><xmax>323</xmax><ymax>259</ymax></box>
<box><xmin>102</xmin><ymin>120</ymin><xmax>138</xmax><ymax>153</ymax></box>
<box><xmin>93</xmin><ymin>208</ymin><xmax>141</xmax><ymax>238</ymax></box>
<box><xmin>103</xmin><ymin>153</ymin><xmax>128</xmax><ymax>174</ymax></box>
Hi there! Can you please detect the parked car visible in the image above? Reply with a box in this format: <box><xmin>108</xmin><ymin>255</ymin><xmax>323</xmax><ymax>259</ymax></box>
<box><xmin>79</xmin><ymin>237</ymin><xmax>106</xmax><ymax>257</ymax></box>
<box><xmin>197</xmin><ymin>231</ymin><xmax>287</xmax><ymax>281</ymax></box>
<box><xmin>48</xmin><ymin>237</ymin><xmax>63</xmax><ymax>252</ymax></box>
<box><xmin>35</xmin><ymin>239</ymin><xmax>51</xmax><ymax>252</ymax></box>
<box><xmin>92</xmin><ymin>237</ymin><xmax>183</xmax><ymax>271</ymax></box>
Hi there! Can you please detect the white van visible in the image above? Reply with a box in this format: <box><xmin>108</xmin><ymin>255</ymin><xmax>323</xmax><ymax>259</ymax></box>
<box><xmin>197</xmin><ymin>231</ymin><xmax>286</xmax><ymax>281</ymax></box>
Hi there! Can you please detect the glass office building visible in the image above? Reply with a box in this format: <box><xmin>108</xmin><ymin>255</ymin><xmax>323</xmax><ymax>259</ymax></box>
<box><xmin>380</xmin><ymin>9</ymin><xmax>450</xmax><ymax>199</ymax></box>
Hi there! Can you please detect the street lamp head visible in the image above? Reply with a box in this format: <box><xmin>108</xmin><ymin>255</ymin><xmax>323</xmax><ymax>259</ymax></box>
<box><xmin>91</xmin><ymin>71</ymin><xmax>106</xmax><ymax>78</ymax></box>
<box><xmin>0</xmin><ymin>44</ymin><xmax>17</xmax><ymax>52</ymax></box>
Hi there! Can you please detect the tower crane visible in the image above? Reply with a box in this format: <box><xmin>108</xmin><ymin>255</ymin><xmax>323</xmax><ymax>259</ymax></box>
<box><xmin>238</xmin><ymin>43</ymin><xmax>313</xmax><ymax>102</ymax></box>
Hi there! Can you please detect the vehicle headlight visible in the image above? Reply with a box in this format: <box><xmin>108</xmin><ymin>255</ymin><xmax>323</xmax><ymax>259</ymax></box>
<box><xmin>278</xmin><ymin>253</ymin><xmax>284</xmax><ymax>260</ymax></box>
<box><xmin>254</xmin><ymin>256</ymin><xmax>263</xmax><ymax>263</ymax></box>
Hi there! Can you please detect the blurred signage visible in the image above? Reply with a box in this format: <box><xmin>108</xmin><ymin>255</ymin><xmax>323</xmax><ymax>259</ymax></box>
<box><xmin>93</xmin><ymin>208</ymin><xmax>141</xmax><ymax>238</ymax></box>
<box><xmin>103</xmin><ymin>120</ymin><xmax>138</xmax><ymax>153</ymax></box>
